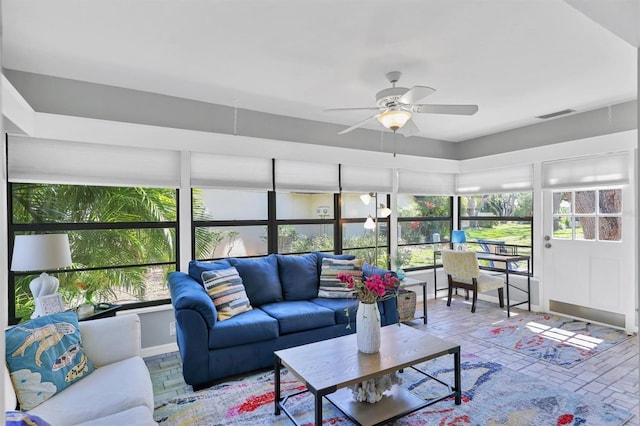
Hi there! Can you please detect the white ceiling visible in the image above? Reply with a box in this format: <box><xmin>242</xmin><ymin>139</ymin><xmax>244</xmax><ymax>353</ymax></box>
<box><xmin>2</xmin><ymin>0</ymin><xmax>638</xmax><ymax>142</ymax></box>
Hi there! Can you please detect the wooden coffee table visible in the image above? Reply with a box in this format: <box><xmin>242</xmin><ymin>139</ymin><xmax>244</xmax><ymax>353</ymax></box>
<box><xmin>274</xmin><ymin>324</ymin><xmax>461</xmax><ymax>425</ymax></box>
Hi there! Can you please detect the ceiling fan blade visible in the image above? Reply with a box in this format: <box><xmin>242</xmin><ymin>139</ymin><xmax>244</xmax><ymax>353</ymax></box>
<box><xmin>324</xmin><ymin>106</ymin><xmax>380</xmax><ymax>112</ymax></box>
<box><xmin>337</xmin><ymin>114</ymin><xmax>379</xmax><ymax>135</ymax></box>
<box><xmin>413</xmin><ymin>104</ymin><xmax>479</xmax><ymax>115</ymax></box>
<box><xmin>397</xmin><ymin>86</ymin><xmax>435</xmax><ymax>105</ymax></box>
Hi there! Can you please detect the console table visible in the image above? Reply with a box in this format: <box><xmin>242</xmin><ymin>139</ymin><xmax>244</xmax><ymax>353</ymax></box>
<box><xmin>433</xmin><ymin>250</ymin><xmax>531</xmax><ymax>317</ymax></box>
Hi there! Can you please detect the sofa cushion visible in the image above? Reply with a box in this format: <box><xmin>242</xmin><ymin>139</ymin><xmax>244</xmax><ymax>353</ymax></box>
<box><xmin>260</xmin><ymin>301</ymin><xmax>336</xmax><ymax>334</ymax></box>
<box><xmin>188</xmin><ymin>259</ymin><xmax>232</xmax><ymax>284</ymax></box>
<box><xmin>229</xmin><ymin>255</ymin><xmax>283</xmax><ymax>306</ymax></box>
<box><xmin>28</xmin><ymin>356</ymin><xmax>153</xmax><ymax>426</ymax></box>
<box><xmin>5</xmin><ymin>311</ymin><xmax>95</xmax><ymax>410</ymax></box>
<box><xmin>202</xmin><ymin>268</ymin><xmax>253</xmax><ymax>320</ymax></box>
<box><xmin>276</xmin><ymin>253</ymin><xmax>319</xmax><ymax>301</ymax></box>
<box><xmin>318</xmin><ymin>258</ymin><xmax>363</xmax><ymax>298</ymax></box>
<box><xmin>209</xmin><ymin>309</ymin><xmax>279</xmax><ymax>349</ymax></box>
<box><xmin>310</xmin><ymin>297</ymin><xmax>359</xmax><ymax>325</ymax></box>
<box><xmin>313</xmin><ymin>252</ymin><xmax>356</xmax><ymax>276</ymax></box>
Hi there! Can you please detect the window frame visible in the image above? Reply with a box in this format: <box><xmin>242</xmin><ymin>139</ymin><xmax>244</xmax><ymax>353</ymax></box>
<box><xmin>551</xmin><ymin>187</ymin><xmax>623</xmax><ymax>242</ymax></box>
<box><xmin>397</xmin><ymin>195</ymin><xmax>454</xmax><ymax>271</ymax></box>
<box><xmin>457</xmin><ymin>192</ymin><xmax>534</xmax><ymax>275</ymax></box>
<box><xmin>7</xmin><ymin>183</ymin><xmax>179</xmax><ymax>325</ymax></box>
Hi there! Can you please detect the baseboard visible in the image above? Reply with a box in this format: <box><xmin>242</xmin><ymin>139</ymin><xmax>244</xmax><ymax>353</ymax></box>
<box><xmin>141</xmin><ymin>342</ymin><xmax>179</xmax><ymax>358</ymax></box>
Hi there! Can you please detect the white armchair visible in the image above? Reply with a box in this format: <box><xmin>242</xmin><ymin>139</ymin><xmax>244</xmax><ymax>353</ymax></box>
<box><xmin>5</xmin><ymin>314</ymin><xmax>157</xmax><ymax>426</ymax></box>
<box><xmin>441</xmin><ymin>249</ymin><xmax>504</xmax><ymax>313</ymax></box>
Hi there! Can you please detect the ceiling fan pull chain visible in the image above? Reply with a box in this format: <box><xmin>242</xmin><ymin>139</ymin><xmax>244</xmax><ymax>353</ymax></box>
<box><xmin>393</xmin><ymin>130</ymin><xmax>397</xmax><ymax>158</ymax></box>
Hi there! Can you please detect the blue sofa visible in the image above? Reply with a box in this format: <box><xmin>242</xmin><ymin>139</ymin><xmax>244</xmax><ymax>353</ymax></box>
<box><xmin>168</xmin><ymin>252</ymin><xmax>399</xmax><ymax>389</ymax></box>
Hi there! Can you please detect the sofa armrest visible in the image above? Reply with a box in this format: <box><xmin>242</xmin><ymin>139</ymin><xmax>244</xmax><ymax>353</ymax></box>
<box><xmin>79</xmin><ymin>314</ymin><xmax>141</xmax><ymax>367</ymax></box>
<box><xmin>381</xmin><ymin>297</ymin><xmax>399</xmax><ymax>325</ymax></box>
<box><xmin>168</xmin><ymin>271</ymin><xmax>217</xmax><ymax>329</ymax></box>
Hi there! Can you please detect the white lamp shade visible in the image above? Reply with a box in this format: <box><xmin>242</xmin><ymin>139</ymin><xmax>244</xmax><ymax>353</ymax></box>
<box><xmin>364</xmin><ymin>216</ymin><xmax>376</xmax><ymax>230</ymax></box>
<box><xmin>378</xmin><ymin>204</ymin><xmax>392</xmax><ymax>218</ymax></box>
<box><xmin>360</xmin><ymin>193</ymin><xmax>373</xmax><ymax>205</ymax></box>
<box><xmin>11</xmin><ymin>234</ymin><xmax>73</xmax><ymax>272</ymax></box>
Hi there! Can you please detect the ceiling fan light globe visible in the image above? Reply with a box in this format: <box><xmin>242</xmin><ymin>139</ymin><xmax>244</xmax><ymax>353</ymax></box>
<box><xmin>378</xmin><ymin>109</ymin><xmax>412</xmax><ymax>130</ymax></box>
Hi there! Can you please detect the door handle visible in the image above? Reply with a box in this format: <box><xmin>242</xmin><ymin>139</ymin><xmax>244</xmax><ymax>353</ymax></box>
<box><xmin>544</xmin><ymin>235</ymin><xmax>551</xmax><ymax>241</ymax></box>
<box><xmin>545</xmin><ymin>243</ymin><xmax>552</xmax><ymax>248</ymax></box>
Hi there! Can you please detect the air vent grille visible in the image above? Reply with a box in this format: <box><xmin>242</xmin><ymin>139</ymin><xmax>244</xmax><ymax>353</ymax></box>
<box><xmin>535</xmin><ymin>109</ymin><xmax>576</xmax><ymax>119</ymax></box>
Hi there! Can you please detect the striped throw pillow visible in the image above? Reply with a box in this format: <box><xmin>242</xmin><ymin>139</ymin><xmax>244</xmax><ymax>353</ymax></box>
<box><xmin>318</xmin><ymin>258</ymin><xmax>364</xmax><ymax>298</ymax></box>
<box><xmin>202</xmin><ymin>267</ymin><xmax>252</xmax><ymax>320</ymax></box>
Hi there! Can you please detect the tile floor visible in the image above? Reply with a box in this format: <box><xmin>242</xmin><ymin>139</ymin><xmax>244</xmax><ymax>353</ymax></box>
<box><xmin>145</xmin><ymin>295</ymin><xmax>639</xmax><ymax>424</ymax></box>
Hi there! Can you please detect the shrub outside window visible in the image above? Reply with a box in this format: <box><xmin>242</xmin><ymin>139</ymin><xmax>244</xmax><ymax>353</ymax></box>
<box><xmin>276</xmin><ymin>192</ymin><xmax>335</xmax><ymax>255</ymax></box>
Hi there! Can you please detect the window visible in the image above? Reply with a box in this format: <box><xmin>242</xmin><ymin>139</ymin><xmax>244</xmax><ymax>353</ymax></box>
<box><xmin>9</xmin><ymin>183</ymin><xmax>178</xmax><ymax>324</ymax></box>
<box><xmin>552</xmin><ymin>188</ymin><xmax>622</xmax><ymax>241</ymax></box>
<box><xmin>192</xmin><ymin>188</ymin><xmax>268</xmax><ymax>259</ymax></box>
<box><xmin>276</xmin><ymin>192</ymin><xmax>335</xmax><ymax>254</ymax></box>
<box><xmin>459</xmin><ymin>192</ymin><xmax>533</xmax><ymax>272</ymax></box>
<box><xmin>397</xmin><ymin>195</ymin><xmax>453</xmax><ymax>269</ymax></box>
<box><xmin>341</xmin><ymin>193</ymin><xmax>389</xmax><ymax>267</ymax></box>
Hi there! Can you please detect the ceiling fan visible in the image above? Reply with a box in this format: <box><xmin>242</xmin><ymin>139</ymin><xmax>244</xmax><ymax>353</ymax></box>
<box><xmin>326</xmin><ymin>71</ymin><xmax>479</xmax><ymax>135</ymax></box>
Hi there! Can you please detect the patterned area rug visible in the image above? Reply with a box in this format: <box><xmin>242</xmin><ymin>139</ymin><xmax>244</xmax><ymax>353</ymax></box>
<box><xmin>154</xmin><ymin>354</ymin><xmax>632</xmax><ymax>425</ymax></box>
<box><xmin>470</xmin><ymin>313</ymin><xmax>632</xmax><ymax>368</ymax></box>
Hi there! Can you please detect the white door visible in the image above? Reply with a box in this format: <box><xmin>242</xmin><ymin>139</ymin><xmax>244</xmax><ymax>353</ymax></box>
<box><xmin>542</xmin><ymin>187</ymin><xmax>635</xmax><ymax>331</ymax></box>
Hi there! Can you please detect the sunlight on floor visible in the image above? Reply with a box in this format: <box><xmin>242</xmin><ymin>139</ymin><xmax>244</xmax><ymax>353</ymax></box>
<box><xmin>525</xmin><ymin>321</ymin><xmax>603</xmax><ymax>350</ymax></box>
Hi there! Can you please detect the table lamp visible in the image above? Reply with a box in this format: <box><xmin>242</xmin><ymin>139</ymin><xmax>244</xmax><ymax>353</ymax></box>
<box><xmin>11</xmin><ymin>234</ymin><xmax>73</xmax><ymax>318</ymax></box>
<box><xmin>451</xmin><ymin>230</ymin><xmax>467</xmax><ymax>250</ymax></box>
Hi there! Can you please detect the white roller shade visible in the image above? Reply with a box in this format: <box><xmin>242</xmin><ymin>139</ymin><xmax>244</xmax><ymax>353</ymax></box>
<box><xmin>8</xmin><ymin>137</ymin><xmax>180</xmax><ymax>187</ymax></box>
<box><xmin>397</xmin><ymin>169</ymin><xmax>455</xmax><ymax>195</ymax></box>
<box><xmin>341</xmin><ymin>165</ymin><xmax>393</xmax><ymax>193</ymax></box>
<box><xmin>191</xmin><ymin>152</ymin><xmax>272</xmax><ymax>190</ymax></box>
<box><xmin>456</xmin><ymin>165</ymin><xmax>533</xmax><ymax>194</ymax></box>
<box><xmin>275</xmin><ymin>160</ymin><xmax>339</xmax><ymax>192</ymax></box>
<box><xmin>542</xmin><ymin>152</ymin><xmax>630</xmax><ymax>189</ymax></box>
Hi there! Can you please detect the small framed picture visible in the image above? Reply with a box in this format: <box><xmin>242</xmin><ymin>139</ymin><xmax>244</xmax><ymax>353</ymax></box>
<box><xmin>36</xmin><ymin>294</ymin><xmax>66</xmax><ymax>316</ymax></box>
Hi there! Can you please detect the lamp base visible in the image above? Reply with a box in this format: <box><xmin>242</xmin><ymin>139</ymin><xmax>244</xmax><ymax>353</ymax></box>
<box><xmin>30</xmin><ymin>272</ymin><xmax>60</xmax><ymax>318</ymax></box>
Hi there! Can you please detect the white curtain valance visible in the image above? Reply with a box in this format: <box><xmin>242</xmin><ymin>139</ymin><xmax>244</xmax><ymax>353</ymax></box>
<box><xmin>191</xmin><ymin>152</ymin><xmax>272</xmax><ymax>190</ymax></box>
<box><xmin>8</xmin><ymin>136</ymin><xmax>180</xmax><ymax>187</ymax></box>
<box><xmin>340</xmin><ymin>165</ymin><xmax>393</xmax><ymax>193</ymax></box>
<box><xmin>542</xmin><ymin>152</ymin><xmax>630</xmax><ymax>189</ymax></box>
<box><xmin>275</xmin><ymin>160</ymin><xmax>339</xmax><ymax>192</ymax></box>
<box><xmin>397</xmin><ymin>169</ymin><xmax>455</xmax><ymax>195</ymax></box>
<box><xmin>456</xmin><ymin>165</ymin><xmax>533</xmax><ymax>194</ymax></box>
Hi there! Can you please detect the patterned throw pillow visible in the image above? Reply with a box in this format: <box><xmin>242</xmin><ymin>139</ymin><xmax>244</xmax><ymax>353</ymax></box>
<box><xmin>5</xmin><ymin>311</ymin><xmax>95</xmax><ymax>410</ymax></box>
<box><xmin>318</xmin><ymin>258</ymin><xmax>364</xmax><ymax>298</ymax></box>
<box><xmin>202</xmin><ymin>267</ymin><xmax>253</xmax><ymax>320</ymax></box>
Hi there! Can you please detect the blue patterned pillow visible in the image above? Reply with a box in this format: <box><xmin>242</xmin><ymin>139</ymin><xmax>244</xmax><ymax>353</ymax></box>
<box><xmin>202</xmin><ymin>267</ymin><xmax>253</xmax><ymax>320</ymax></box>
<box><xmin>5</xmin><ymin>311</ymin><xmax>95</xmax><ymax>410</ymax></box>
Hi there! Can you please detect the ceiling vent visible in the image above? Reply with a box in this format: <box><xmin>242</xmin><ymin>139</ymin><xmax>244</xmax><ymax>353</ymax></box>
<box><xmin>535</xmin><ymin>109</ymin><xmax>576</xmax><ymax>120</ymax></box>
